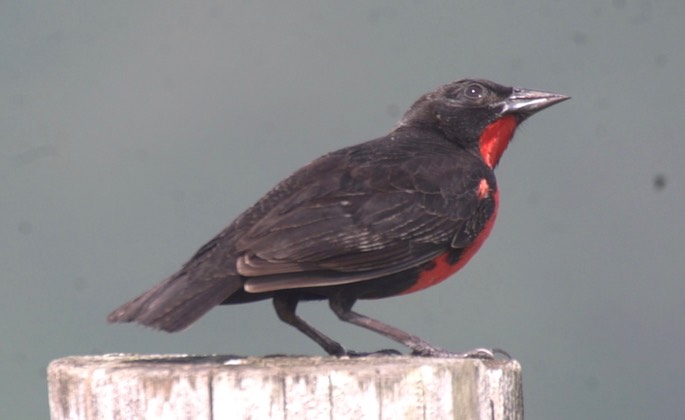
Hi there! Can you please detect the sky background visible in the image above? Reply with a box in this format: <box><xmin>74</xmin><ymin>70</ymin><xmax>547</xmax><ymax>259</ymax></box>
<box><xmin>3</xmin><ymin>1</ymin><xmax>684</xmax><ymax>419</ymax></box>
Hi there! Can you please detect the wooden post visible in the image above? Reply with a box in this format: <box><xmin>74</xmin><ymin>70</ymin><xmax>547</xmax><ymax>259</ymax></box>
<box><xmin>48</xmin><ymin>354</ymin><xmax>522</xmax><ymax>420</ymax></box>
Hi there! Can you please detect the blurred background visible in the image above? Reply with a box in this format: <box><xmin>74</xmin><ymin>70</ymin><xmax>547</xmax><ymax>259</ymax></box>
<box><xmin>2</xmin><ymin>1</ymin><xmax>684</xmax><ymax>418</ymax></box>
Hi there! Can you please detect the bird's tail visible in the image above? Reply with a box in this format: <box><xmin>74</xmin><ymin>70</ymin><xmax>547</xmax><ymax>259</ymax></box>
<box><xmin>107</xmin><ymin>270</ymin><xmax>242</xmax><ymax>332</ymax></box>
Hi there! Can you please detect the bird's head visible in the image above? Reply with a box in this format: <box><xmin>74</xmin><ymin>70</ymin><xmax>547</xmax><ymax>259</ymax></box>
<box><xmin>398</xmin><ymin>78</ymin><xmax>569</xmax><ymax>168</ymax></box>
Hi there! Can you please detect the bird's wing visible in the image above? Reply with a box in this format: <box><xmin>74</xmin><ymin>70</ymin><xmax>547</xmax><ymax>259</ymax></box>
<box><xmin>234</xmin><ymin>148</ymin><xmax>496</xmax><ymax>293</ymax></box>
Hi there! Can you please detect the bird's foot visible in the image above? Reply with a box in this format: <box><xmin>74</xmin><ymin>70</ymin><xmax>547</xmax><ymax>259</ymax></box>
<box><xmin>411</xmin><ymin>345</ymin><xmax>511</xmax><ymax>360</ymax></box>
<box><xmin>344</xmin><ymin>348</ymin><xmax>403</xmax><ymax>358</ymax></box>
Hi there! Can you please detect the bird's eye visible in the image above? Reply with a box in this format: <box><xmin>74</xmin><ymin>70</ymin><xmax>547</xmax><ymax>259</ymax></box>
<box><xmin>464</xmin><ymin>83</ymin><xmax>485</xmax><ymax>99</ymax></box>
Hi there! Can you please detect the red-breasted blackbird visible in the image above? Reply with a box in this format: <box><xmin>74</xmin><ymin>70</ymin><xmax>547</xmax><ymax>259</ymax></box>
<box><xmin>108</xmin><ymin>79</ymin><xmax>568</xmax><ymax>357</ymax></box>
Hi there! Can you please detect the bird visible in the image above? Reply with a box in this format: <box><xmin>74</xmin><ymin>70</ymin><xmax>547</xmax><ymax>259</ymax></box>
<box><xmin>108</xmin><ymin>78</ymin><xmax>569</xmax><ymax>358</ymax></box>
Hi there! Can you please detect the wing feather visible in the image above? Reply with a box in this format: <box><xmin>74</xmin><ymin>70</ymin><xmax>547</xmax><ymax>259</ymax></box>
<box><xmin>234</xmin><ymin>138</ymin><xmax>496</xmax><ymax>292</ymax></box>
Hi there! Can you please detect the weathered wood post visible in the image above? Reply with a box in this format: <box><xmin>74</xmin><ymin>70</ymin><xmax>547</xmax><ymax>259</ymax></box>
<box><xmin>48</xmin><ymin>354</ymin><xmax>522</xmax><ymax>419</ymax></box>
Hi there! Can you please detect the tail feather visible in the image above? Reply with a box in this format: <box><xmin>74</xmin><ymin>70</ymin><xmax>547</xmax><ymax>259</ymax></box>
<box><xmin>107</xmin><ymin>271</ymin><xmax>242</xmax><ymax>332</ymax></box>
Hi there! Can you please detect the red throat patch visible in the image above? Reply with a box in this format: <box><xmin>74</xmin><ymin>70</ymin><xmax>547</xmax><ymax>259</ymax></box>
<box><xmin>479</xmin><ymin>115</ymin><xmax>518</xmax><ymax>168</ymax></box>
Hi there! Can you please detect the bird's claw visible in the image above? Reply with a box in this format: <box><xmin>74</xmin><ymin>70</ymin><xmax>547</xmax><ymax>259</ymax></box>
<box><xmin>411</xmin><ymin>346</ymin><xmax>511</xmax><ymax>360</ymax></box>
<box><xmin>344</xmin><ymin>348</ymin><xmax>403</xmax><ymax>358</ymax></box>
<box><xmin>334</xmin><ymin>344</ymin><xmax>510</xmax><ymax>360</ymax></box>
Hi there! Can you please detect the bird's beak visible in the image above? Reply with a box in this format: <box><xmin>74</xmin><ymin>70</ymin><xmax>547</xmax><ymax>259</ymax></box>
<box><xmin>498</xmin><ymin>87</ymin><xmax>570</xmax><ymax>118</ymax></box>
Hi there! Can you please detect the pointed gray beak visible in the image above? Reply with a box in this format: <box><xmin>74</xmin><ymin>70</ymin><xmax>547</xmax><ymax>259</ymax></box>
<box><xmin>499</xmin><ymin>87</ymin><xmax>570</xmax><ymax>118</ymax></box>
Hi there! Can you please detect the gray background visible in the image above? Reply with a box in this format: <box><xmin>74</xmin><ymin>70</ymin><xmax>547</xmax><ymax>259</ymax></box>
<box><xmin>3</xmin><ymin>1</ymin><xmax>684</xmax><ymax>419</ymax></box>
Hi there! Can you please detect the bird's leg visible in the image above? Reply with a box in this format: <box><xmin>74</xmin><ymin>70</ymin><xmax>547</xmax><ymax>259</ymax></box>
<box><xmin>272</xmin><ymin>294</ymin><xmax>348</xmax><ymax>356</ymax></box>
<box><xmin>329</xmin><ymin>294</ymin><xmax>500</xmax><ymax>359</ymax></box>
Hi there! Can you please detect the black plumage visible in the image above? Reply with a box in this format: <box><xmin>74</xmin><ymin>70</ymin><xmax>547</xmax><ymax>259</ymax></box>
<box><xmin>108</xmin><ymin>79</ymin><xmax>568</xmax><ymax>357</ymax></box>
